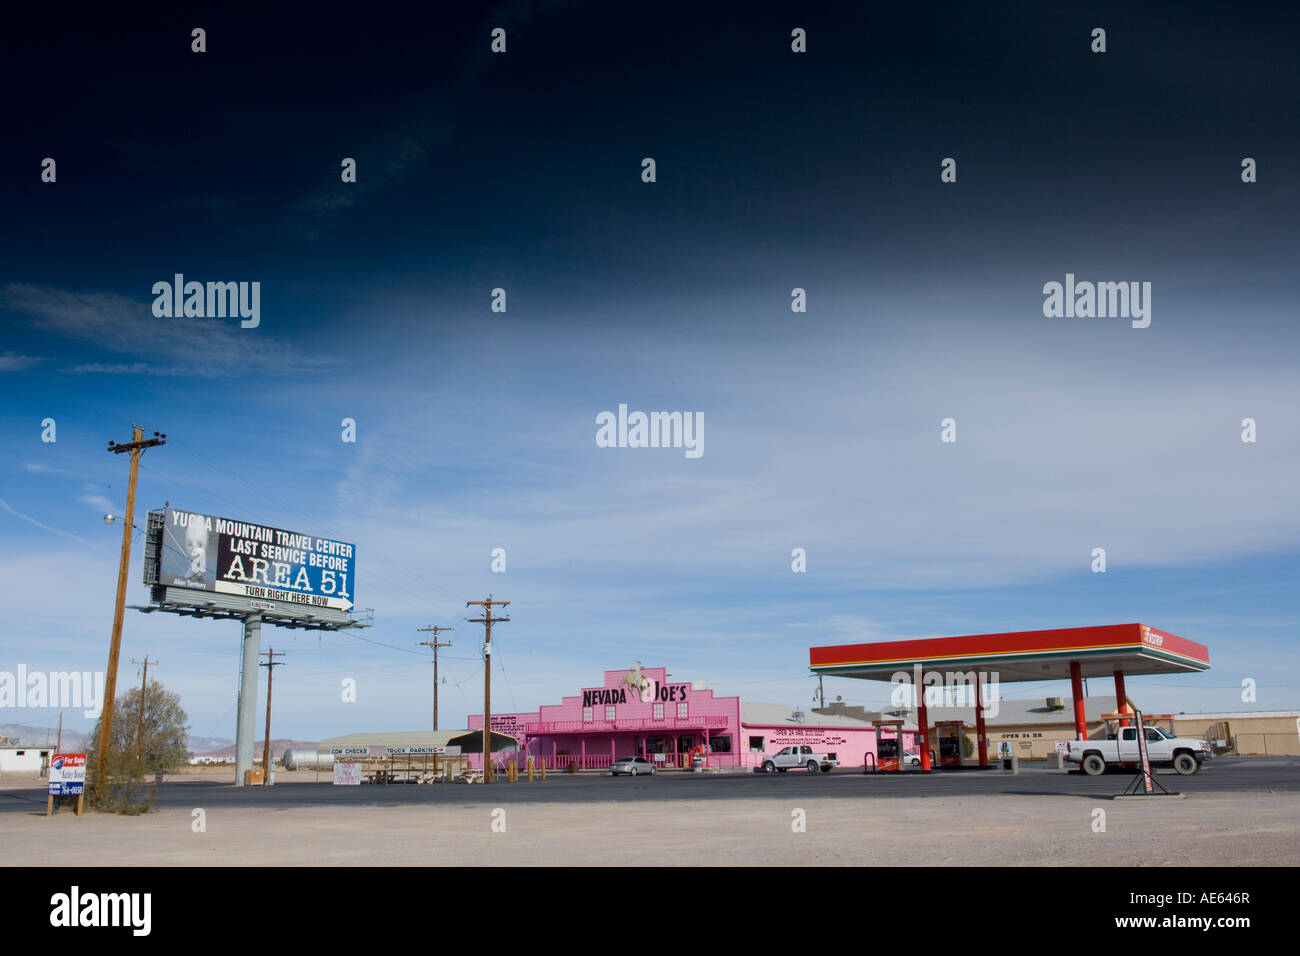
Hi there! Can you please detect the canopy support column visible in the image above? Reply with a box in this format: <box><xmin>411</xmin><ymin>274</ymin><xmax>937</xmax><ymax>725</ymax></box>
<box><xmin>917</xmin><ymin>678</ymin><xmax>931</xmax><ymax>771</ymax></box>
<box><xmin>1070</xmin><ymin>661</ymin><xmax>1087</xmax><ymax>740</ymax></box>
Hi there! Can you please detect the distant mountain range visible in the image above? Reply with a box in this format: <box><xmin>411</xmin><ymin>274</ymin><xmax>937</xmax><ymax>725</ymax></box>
<box><xmin>198</xmin><ymin>739</ymin><xmax>317</xmax><ymax>759</ymax></box>
<box><xmin>188</xmin><ymin>735</ymin><xmax>236</xmax><ymax>754</ymax></box>
<box><xmin>1</xmin><ymin>724</ymin><xmax>235</xmax><ymax>755</ymax></box>
<box><xmin>1</xmin><ymin>724</ymin><xmax>87</xmax><ymax>750</ymax></box>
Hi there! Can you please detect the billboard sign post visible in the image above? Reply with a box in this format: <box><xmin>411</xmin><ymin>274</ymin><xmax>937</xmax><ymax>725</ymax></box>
<box><xmin>136</xmin><ymin>506</ymin><xmax>371</xmax><ymax>788</ymax></box>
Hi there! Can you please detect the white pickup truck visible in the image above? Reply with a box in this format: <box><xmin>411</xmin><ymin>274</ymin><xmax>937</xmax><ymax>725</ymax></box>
<box><xmin>1065</xmin><ymin>725</ymin><xmax>1211</xmax><ymax>776</ymax></box>
<box><xmin>761</xmin><ymin>745</ymin><xmax>838</xmax><ymax>773</ymax></box>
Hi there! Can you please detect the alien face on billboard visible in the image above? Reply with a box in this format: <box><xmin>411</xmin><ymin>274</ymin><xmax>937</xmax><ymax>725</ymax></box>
<box><xmin>184</xmin><ymin>514</ymin><xmax>209</xmax><ymax>579</ymax></box>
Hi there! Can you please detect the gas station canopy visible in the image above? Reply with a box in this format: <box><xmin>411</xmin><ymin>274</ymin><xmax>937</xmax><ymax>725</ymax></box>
<box><xmin>808</xmin><ymin>623</ymin><xmax>1210</xmax><ymax>771</ymax></box>
<box><xmin>809</xmin><ymin>623</ymin><xmax>1209</xmax><ymax>684</ymax></box>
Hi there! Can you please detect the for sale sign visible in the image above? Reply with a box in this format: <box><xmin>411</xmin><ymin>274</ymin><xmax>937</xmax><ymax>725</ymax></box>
<box><xmin>48</xmin><ymin>753</ymin><xmax>86</xmax><ymax>796</ymax></box>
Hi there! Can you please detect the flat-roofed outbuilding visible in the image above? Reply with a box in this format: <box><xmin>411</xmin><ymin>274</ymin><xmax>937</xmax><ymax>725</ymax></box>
<box><xmin>317</xmin><ymin>729</ymin><xmax>518</xmax><ymax>754</ymax></box>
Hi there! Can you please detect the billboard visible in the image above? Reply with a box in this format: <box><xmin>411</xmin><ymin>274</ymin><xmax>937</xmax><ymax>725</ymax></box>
<box><xmin>156</xmin><ymin>507</ymin><xmax>355</xmax><ymax>611</ymax></box>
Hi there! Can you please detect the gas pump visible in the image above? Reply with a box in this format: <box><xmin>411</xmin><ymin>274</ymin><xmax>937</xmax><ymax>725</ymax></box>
<box><xmin>935</xmin><ymin>721</ymin><xmax>965</xmax><ymax>768</ymax></box>
<box><xmin>871</xmin><ymin>719</ymin><xmax>905</xmax><ymax>772</ymax></box>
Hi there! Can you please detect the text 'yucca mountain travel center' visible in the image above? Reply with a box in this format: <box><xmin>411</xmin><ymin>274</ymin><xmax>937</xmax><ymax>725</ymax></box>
<box><xmin>468</xmin><ymin>665</ymin><xmax>917</xmax><ymax>771</ymax></box>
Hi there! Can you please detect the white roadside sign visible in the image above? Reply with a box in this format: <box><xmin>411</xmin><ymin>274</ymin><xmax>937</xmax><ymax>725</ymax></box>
<box><xmin>333</xmin><ymin>762</ymin><xmax>362</xmax><ymax>785</ymax></box>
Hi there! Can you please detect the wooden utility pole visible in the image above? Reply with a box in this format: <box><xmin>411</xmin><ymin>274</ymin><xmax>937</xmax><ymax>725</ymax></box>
<box><xmin>818</xmin><ymin>675</ymin><xmax>825</xmax><ymax>709</ymax></box>
<box><xmin>466</xmin><ymin>597</ymin><xmax>508</xmax><ymax>783</ymax></box>
<box><xmin>94</xmin><ymin>424</ymin><xmax>166</xmax><ymax>798</ymax></box>
<box><xmin>131</xmin><ymin>657</ymin><xmax>158</xmax><ymax>757</ymax></box>
<box><xmin>417</xmin><ymin>626</ymin><xmax>454</xmax><ymax>730</ymax></box>
<box><xmin>260</xmin><ymin>649</ymin><xmax>285</xmax><ymax>784</ymax></box>
<box><xmin>45</xmin><ymin>712</ymin><xmax>64</xmax><ymax>817</ymax></box>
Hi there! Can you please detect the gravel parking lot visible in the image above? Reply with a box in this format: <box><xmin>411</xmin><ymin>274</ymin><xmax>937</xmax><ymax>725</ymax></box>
<box><xmin>3</xmin><ymin>760</ymin><xmax>1297</xmax><ymax>866</ymax></box>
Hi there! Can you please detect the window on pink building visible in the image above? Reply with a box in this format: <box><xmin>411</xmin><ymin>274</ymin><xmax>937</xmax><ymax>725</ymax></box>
<box><xmin>582</xmin><ymin>706</ymin><xmax>592</xmax><ymax>722</ymax></box>
<box><xmin>605</xmin><ymin>705</ymin><xmax>615</xmax><ymax>721</ymax></box>
<box><xmin>677</xmin><ymin>701</ymin><xmax>688</xmax><ymax>718</ymax></box>
<box><xmin>653</xmin><ymin>702</ymin><xmax>663</xmax><ymax>719</ymax></box>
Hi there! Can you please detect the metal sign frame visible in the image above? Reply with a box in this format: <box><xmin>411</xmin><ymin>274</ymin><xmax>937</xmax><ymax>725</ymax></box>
<box><xmin>133</xmin><ymin>508</ymin><xmax>373</xmax><ymax>786</ymax></box>
<box><xmin>1120</xmin><ymin>709</ymin><xmax>1173</xmax><ymax>796</ymax></box>
<box><xmin>133</xmin><ymin>587</ymin><xmax>371</xmax><ymax>630</ymax></box>
<box><xmin>1134</xmin><ymin>711</ymin><xmax>1154</xmax><ymax>792</ymax></box>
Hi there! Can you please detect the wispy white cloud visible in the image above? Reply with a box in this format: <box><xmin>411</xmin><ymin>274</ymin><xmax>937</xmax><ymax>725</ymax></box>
<box><xmin>61</xmin><ymin>362</ymin><xmax>157</xmax><ymax>376</ymax></box>
<box><xmin>0</xmin><ymin>351</ymin><xmax>42</xmax><ymax>371</ymax></box>
<box><xmin>319</xmin><ymin>321</ymin><xmax>1300</xmax><ymax>595</ymax></box>
<box><xmin>78</xmin><ymin>493</ymin><xmax>115</xmax><ymax>513</ymax></box>
<box><xmin>0</xmin><ymin>498</ymin><xmax>94</xmax><ymax>546</ymax></box>
<box><xmin>1</xmin><ymin>283</ymin><xmax>339</xmax><ymax>378</ymax></box>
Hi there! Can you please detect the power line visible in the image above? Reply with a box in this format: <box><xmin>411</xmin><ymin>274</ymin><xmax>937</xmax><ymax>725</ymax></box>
<box><xmin>338</xmin><ymin>631</ymin><xmax>432</xmax><ymax>657</ymax></box>
<box><xmin>492</xmin><ymin>640</ymin><xmax>519</xmax><ymax>714</ymax></box>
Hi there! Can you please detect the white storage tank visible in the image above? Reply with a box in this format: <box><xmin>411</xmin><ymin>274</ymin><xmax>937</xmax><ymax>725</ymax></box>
<box><xmin>281</xmin><ymin>748</ymin><xmax>333</xmax><ymax>771</ymax></box>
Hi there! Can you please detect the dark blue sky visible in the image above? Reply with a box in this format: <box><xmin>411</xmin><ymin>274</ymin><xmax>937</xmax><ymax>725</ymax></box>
<box><xmin>2</xmin><ymin>2</ymin><xmax>1297</xmax><ymax>740</ymax></box>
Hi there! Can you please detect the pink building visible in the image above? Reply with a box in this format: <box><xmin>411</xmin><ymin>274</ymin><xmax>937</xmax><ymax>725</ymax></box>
<box><xmin>468</xmin><ymin>665</ymin><xmax>914</xmax><ymax>772</ymax></box>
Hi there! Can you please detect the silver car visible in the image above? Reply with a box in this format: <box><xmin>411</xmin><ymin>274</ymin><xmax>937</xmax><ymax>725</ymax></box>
<box><xmin>609</xmin><ymin>756</ymin><xmax>656</xmax><ymax>776</ymax></box>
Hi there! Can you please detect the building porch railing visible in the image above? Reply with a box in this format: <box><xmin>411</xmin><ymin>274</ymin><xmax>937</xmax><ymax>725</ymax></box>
<box><xmin>524</xmin><ymin>715</ymin><xmax>730</xmax><ymax>734</ymax></box>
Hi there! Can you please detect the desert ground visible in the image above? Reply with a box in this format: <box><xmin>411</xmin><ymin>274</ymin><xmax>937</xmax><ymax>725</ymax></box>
<box><xmin>3</xmin><ymin>770</ymin><xmax>1296</xmax><ymax>866</ymax></box>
